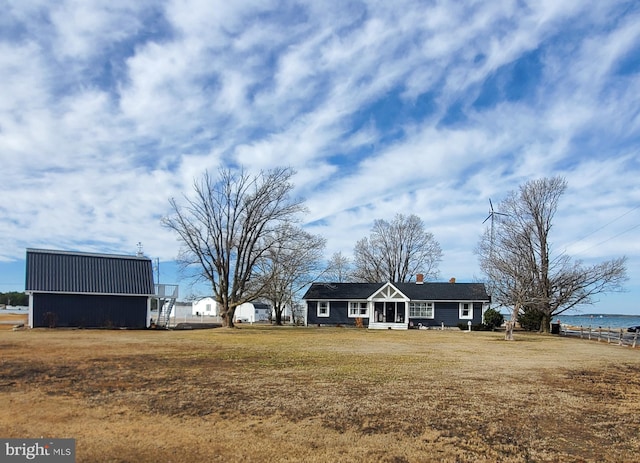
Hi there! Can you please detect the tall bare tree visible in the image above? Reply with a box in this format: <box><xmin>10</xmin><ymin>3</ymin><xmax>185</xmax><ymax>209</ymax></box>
<box><xmin>352</xmin><ymin>213</ymin><xmax>442</xmax><ymax>283</ymax></box>
<box><xmin>254</xmin><ymin>224</ymin><xmax>326</xmax><ymax>325</ymax></box>
<box><xmin>163</xmin><ymin>167</ymin><xmax>306</xmax><ymax>327</ymax></box>
<box><xmin>477</xmin><ymin>177</ymin><xmax>627</xmax><ymax>334</ymax></box>
<box><xmin>324</xmin><ymin>251</ymin><xmax>353</xmax><ymax>282</ymax></box>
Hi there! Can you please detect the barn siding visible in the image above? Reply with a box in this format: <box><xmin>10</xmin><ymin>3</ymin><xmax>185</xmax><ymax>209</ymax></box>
<box><xmin>26</xmin><ymin>249</ymin><xmax>154</xmax><ymax>295</ymax></box>
<box><xmin>32</xmin><ymin>293</ymin><xmax>148</xmax><ymax>328</ymax></box>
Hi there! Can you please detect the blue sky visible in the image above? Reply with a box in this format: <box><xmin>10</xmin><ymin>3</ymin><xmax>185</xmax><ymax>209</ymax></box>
<box><xmin>1</xmin><ymin>0</ymin><xmax>639</xmax><ymax>314</ymax></box>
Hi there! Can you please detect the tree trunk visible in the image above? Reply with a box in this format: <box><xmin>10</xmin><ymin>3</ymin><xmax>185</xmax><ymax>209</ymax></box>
<box><xmin>505</xmin><ymin>304</ymin><xmax>520</xmax><ymax>341</ymax></box>
<box><xmin>505</xmin><ymin>321</ymin><xmax>515</xmax><ymax>341</ymax></box>
<box><xmin>274</xmin><ymin>306</ymin><xmax>283</xmax><ymax>326</ymax></box>
<box><xmin>539</xmin><ymin>312</ymin><xmax>551</xmax><ymax>333</ymax></box>
<box><xmin>222</xmin><ymin>305</ymin><xmax>236</xmax><ymax>328</ymax></box>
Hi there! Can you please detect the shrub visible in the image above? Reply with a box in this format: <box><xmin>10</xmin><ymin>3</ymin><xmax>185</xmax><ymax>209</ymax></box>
<box><xmin>482</xmin><ymin>308</ymin><xmax>504</xmax><ymax>330</ymax></box>
<box><xmin>518</xmin><ymin>308</ymin><xmax>544</xmax><ymax>331</ymax></box>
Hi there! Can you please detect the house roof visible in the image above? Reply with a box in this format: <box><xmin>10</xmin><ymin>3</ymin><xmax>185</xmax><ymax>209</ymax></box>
<box><xmin>25</xmin><ymin>248</ymin><xmax>155</xmax><ymax>295</ymax></box>
<box><xmin>302</xmin><ymin>282</ymin><xmax>490</xmax><ymax>301</ymax></box>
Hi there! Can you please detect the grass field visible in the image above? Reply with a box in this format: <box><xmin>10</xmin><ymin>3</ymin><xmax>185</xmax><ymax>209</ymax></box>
<box><xmin>1</xmin><ymin>324</ymin><xmax>639</xmax><ymax>462</ymax></box>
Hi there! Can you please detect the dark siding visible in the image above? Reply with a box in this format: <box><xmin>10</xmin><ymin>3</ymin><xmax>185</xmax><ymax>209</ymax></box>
<box><xmin>434</xmin><ymin>302</ymin><xmax>462</xmax><ymax>326</ymax></box>
<box><xmin>32</xmin><ymin>293</ymin><xmax>147</xmax><ymax>328</ymax></box>
<box><xmin>473</xmin><ymin>302</ymin><xmax>483</xmax><ymax>325</ymax></box>
<box><xmin>306</xmin><ymin>301</ymin><xmax>368</xmax><ymax>326</ymax></box>
<box><xmin>26</xmin><ymin>249</ymin><xmax>154</xmax><ymax>295</ymax></box>
<box><xmin>409</xmin><ymin>302</ymin><xmax>482</xmax><ymax>327</ymax></box>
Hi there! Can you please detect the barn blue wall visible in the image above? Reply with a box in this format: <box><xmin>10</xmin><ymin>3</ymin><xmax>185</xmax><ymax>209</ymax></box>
<box><xmin>32</xmin><ymin>293</ymin><xmax>148</xmax><ymax>328</ymax></box>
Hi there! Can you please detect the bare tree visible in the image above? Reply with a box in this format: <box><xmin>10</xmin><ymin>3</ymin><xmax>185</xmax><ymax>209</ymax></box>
<box><xmin>352</xmin><ymin>214</ymin><xmax>442</xmax><ymax>283</ymax></box>
<box><xmin>324</xmin><ymin>251</ymin><xmax>353</xmax><ymax>282</ymax></box>
<box><xmin>478</xmin><ymin>177</ymin><xmax>627</xmax><ymax>334</ymax></box>
<box><xmin>254</xmin><ymin>224</ymin><xmax>326</xmax><ymax>325</ymax></box>
<box><xmin>163</xmin><ymin>167</ymin><xmax>306</xmax><ymax>327</ymax></box>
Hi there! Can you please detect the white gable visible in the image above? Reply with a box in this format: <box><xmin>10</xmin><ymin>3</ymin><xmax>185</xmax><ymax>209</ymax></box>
<box><xmin>368</xmin><ymin>282</ymin><xmax>409</xmax><ymax>301</ymax></box>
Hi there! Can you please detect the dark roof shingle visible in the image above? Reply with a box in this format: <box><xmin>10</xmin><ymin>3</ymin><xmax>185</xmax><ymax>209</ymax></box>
<box><xmin>302</xmin><ymin>282</ymin><xmax>489</xmax><ymax>301</ymax></box>
<box><xmin>25</xmin><ymin>248</ymin><xmax>155</xmax><ymax>295</ymax></box>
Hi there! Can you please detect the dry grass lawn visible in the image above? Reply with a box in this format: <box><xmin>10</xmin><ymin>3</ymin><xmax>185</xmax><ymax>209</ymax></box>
<box><xmin>1</xmin><ymin>322</ymin><xmax>639</xmax><ymax>462</ymax></box>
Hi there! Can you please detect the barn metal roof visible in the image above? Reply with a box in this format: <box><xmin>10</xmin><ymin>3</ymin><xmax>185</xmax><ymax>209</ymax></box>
<box><xmin>302</xmin><ymin>282</ymin><xmax>490</xmax><ymax>301</ymax></box>
<box><xmin>25</xmin><ymin>248</ymin><xmax>155</xmax><ymax>295</ymax></box>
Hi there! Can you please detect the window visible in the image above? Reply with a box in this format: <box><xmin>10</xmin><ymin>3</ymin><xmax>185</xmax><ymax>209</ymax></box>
<box><xmin>348</xmin><ymin>302</ymin><xmax>369</xmax><ymax>317</ymax></box>
<box><xmin>459</xmin><ymin>302</ymin><xmax>473</xmax><ymax>319</ymax></box>
<box><xmin>205</xmin><ymin>304</ymin><xmax>212</xmax><ymax>312</ymax></box>
<box><xmin>409</xmin><ymin>302</ymin><xmax>434</xmax><ymax>318</ymax></box>
<box><xmin>317</xmin><ymin>301</ymin><xmax>330</xmax><ymax>317</ymax></box>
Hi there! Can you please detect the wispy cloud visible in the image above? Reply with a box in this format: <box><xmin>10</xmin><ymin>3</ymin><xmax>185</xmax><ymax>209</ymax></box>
<box><xmin>1</xmin><ymin>0</ymin><xmax>638</xmax><ymax>311</ymax></box>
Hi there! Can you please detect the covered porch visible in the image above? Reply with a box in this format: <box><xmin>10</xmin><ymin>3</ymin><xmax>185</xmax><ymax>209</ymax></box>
<box><xmin>367</xmin><ymin>283</ymin><xmax>409</xmax><ymax>330</ymax></box>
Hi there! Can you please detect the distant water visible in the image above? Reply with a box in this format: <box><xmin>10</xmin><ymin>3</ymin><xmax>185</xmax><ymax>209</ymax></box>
<box><xmin>0</xmin><ymin>308</ymin><xmax>28</xmax><ymax>314</ymax></box>
<box><xmin>556</xmin><ymin>314</ymin><xmax>640</xmax><ymax>330</ymax></box>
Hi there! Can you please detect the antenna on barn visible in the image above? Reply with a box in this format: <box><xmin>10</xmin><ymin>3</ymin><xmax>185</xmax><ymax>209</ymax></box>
<box><xmin>136</xmin><ymin>242</ymin><xmax>144</xmax><ymax>257</ymax></box>
<box><xmin>482</xmin><ymin>199</ymin><xmax>507</xmax><ymax>254</ymax></box>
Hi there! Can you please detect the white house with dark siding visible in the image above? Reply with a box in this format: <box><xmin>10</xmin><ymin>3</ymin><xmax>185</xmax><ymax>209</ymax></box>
<box><xmin>303</xmin><ymin>276</ymin><xmax>490</xmax><ymax>330</ymax></box>
<box><xmin>25</xmin><ymin>248</ymin><xmax>156</xmax><ymax>328</ymax></box>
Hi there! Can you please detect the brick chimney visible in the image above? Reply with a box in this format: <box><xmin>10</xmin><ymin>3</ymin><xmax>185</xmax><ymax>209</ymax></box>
<box><xmin>416</xmin><ymin>274</ymin><xmax>424</xmax><ymax>284</ymax></box>
<box><xmin>449</xmin><ymin>277</ymin><xmax>456</xmax><ymax>284</ymax></box>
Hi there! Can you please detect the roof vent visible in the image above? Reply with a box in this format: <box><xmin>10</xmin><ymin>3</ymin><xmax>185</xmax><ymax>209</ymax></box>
<box><xmin>416</xmin><ymin>274</ymin><xmax>424</xmax><ymax>284</ymax></box>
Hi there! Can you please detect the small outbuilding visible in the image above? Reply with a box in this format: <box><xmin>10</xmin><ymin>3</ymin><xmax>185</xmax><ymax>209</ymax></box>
<box><xmin>192</xmin><ymin>297</ymin><xmax>219</xmax><ymax>317</ymax></box>
<box><xmin>233</xmin><ymin>302</ymin><xmax>271</xmax><ymax>324</ymax></box>
<box><xmin>25</xmin><ymin>248</ymin><xmax>155</xmax><ymax>328</ymax></box>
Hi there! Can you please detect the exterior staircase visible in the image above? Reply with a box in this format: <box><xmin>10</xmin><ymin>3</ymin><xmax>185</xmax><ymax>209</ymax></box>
<box><xmin>155</xmin><ymin>284</ymin><xmax>179</xmax><ymax>328</ymax></box>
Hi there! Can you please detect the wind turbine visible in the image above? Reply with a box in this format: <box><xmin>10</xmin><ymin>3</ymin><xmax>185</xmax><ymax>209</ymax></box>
<box><xmin>482</xmin><ymin>199</ymin><xmax>507</xmax><ymax>306</ymax></box>
<box><xmin>483</xmin><ymin>198</ymin><xmax>507</xmax><ymax>254</ymax></box>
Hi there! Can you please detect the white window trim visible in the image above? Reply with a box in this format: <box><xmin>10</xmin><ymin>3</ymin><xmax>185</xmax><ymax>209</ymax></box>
<box><xmin>459</xmin><ymin>302</ymin><xmax>473</xmax><ymax>320</ymax></box>
<box><xmin>317</xmin><ymin>301</ymin><xmax>330</xmax><ymax>318</ymax></box>
<box><xmin>348</xmin><ymin>301</ymin><xmax>369</xmax><ymax>318</ymax></box>
<box><xmin>409</xmin><ymin>301</ymin><xmax>434</xmax><ymax>319</ymax></box>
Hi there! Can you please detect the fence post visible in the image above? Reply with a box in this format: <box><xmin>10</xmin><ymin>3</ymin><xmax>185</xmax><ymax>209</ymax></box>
<box><xmin>588</xmin><ymin>326</ymin><xmax>592</xmax><ymax>340</ymax></box>
<box><xmin>607</xmin><ymin>326</ymin><xmax>611</xmax><ymax>344</ymax></box>
<box><xmin>580</xmin><ymin>325</ymin><xmax>583</xmax><ymax>339</ymax></box>
<box><xmin>619</xmin><ymin>329</ymin><xmax>623</xmax><ymax>346</ymax></box>
<box><xmin>633</xmin><ymin>330</ymin><xmax>639</xmax><ymax>349</ymax></box>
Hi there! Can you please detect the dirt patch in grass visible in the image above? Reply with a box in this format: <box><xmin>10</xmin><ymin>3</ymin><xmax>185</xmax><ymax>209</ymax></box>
<box><xmin>0</xmin><ymin>327</ymin><xmax>639</xmax><ymax>462</ymax></box>
<box><xmin>0</xmin><ymin>313</ymin><xmax>27</xmax><ymax>330</ymax></box>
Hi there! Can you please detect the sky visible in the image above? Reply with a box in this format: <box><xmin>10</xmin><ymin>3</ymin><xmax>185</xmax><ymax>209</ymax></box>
<box><xmin>1</xmin><ymin>0</ymin><xmax>639</xmax><ymax>314</ymax></box>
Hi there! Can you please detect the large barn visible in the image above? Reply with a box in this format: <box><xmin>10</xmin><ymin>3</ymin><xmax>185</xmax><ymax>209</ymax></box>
<box><xmin>25</xmin><ymin>248</ymin><xmax>155</xmax><ymax>328</ymax></box>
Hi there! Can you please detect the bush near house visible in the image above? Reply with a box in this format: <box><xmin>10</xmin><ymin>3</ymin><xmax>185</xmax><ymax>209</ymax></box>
<box><xmin>482</xmin><ymin>308</ymin><xmax>504</xmax><ymax>330</ymax></box>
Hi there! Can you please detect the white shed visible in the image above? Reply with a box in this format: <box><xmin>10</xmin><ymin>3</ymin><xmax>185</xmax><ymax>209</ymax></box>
<box><xmin>234</xmin><ymin>302</ymin><xmax>271</xmax><ymax>324</ymax></box>
<box><xmin>192</xmin><ymin>297</ymin><xmax>219</xmax><ymax>316</ymax></box>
